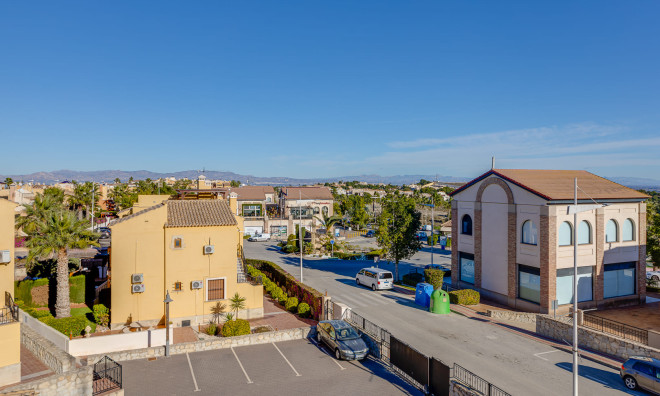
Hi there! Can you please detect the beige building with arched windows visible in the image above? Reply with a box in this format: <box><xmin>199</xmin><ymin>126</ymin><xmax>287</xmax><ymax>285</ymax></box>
<box><xmin>450</xmin><ymin>169</ymin><xmax>649</xmax><ymax>314</ymax></box>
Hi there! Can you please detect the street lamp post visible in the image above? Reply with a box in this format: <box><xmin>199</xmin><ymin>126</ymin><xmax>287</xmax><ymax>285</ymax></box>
<box><xmin>91</xmin><ymin>182</ymin><xmax>95</xmax><ymax>231</ymax></box>
<box><xmin>422</xmin><ymin>199</ymin><xmax>435</xmax><ymax>266</ymax></box>
<box><xmin>164</xmin><ymin>291</ymin><xmax>173</xmax><ymax>357</ymax></box>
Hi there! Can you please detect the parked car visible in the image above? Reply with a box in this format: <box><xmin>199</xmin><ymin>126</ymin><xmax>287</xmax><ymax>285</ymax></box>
<box><xmin>647</xmin><ymin>270</ymin><xmax>660</xmax><ymax>282</ymax></box>
<box><xmin>248</xmin><ymin>233</ymin><xmax>271</xmax><ymax>242</ymax></box>
<box><xmin>365</xmin><ymin>230</ymin><xmax>375</xmax><ymax>238</ymax></box>
<box><xmin>415</xmin><ymin>231</ymin><xmax>428</xmax><ymax>241</ymax></box>
<box><xmin>356</xmin><ymin>267</ymin><xmax>393</xmax><ymax>291</ymax></box>
<box><xmin>316</xmin><ymin>320</ymin><xmax>369</xmax><ymax>361</ymax></box>
<box><xmin>620</xmin><ymin>356</ymin><xmax>660</xmax><ymax>393</ymax></box>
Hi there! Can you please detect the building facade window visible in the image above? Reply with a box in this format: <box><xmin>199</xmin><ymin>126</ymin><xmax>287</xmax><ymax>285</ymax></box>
<box><xmin>606</xmin><ymin>220</ymin><xmax>618</xmax><ymax>243</ymax></box>
<box><xmin>459</xmin><ymin>252</ymin><xmax>475</xmax><ymax>284</ymax></box>
<box><xmin>206</xmin><ymin>278</ymin><xmax>225</xmax><ymax>301</ymax></box>
<box><xmin>556</xmin><ymin>267</ymin><xmax>593</xmax><ymax>305</ymax></box>
<box><xmin>622</xmin><ymin>219</ymin><xmax>635</xmax><ymax>241</ymax></box>
<box><xmin>559</xmin><ymin>221</ymin><xmax>572</xmax><ymax>246</ymax></box>
<box><xmin>322</xmin><ymin>206</ymin><xmax>329</xmax><ymax>216</ymax></box>
<box><xmin>242</xmin><ymin>204</ymin><xmax>262</xmax><ymax>217</ymax></box>
<box><xmin>604</xmin><ymin>262</ymin><xmax>635</xmax><ymax>298</ymax></box>
<box><xmin>461</xmin><ymin>215</ymin><xmax>473</xmax><ymax>236</ymax></box>
<box><xmin>577</xmin><ymin>221</ymin><xmax>591</xmax><ymax>245</ymax></box>
<box><xmin>290</xmin><ymin>207</ymin><xmax>314</xmax><ymax>219</ymax></box>
<box><xmin>518</xmin><ymin>265</ymin><xmax>541</xmax><ymax>304</ymax></box>
<box><xmin>173</xmin><ymin>237</ymin><xmax>183</xmax><ymax>249</ymax></box>
<box><xmin>521</xmin><ymin>220</ymin><xmax>538</xmax><ymax>245</ymax></box>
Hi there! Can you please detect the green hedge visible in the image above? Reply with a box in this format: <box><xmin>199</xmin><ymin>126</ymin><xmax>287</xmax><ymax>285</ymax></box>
<box><xmin>247</xmin><ymin>259</ymin><xmax>323</xmax><ymax>320</ymax></box>
<box><xmin>297</xmin><ymin>302</ymin><xmax>311</xmax><ymax>318</ymax></box>
<box><xmin>39</xmin><ymin>316</ymin><xmax>88</xmax><ymax>337</ymax></box>
<box><xmin>424</xmin><ymin>269</ymin><xmax>444</xmax><ymax>290</ymax></box>
<box><xmin>401</xmin><ymin>272</ymin><xmax>424</xmax><ymax>287</ymax></box>
<box><xmin>221</xmin><ymin>319</ymin><xmax>251</xmax><ymax>337</ymax></box>
<box><xmin>285</xmin><ymin>297</ymin><xmax>299</xmax><ymax>312</ymax></box>
<box><xmin>93</xmin><ymin>304</ymin><xmax>109</xmax><ymax>327</ymax></box>
<box><xmin>14</xmin><ymin>275</ymin><xmax>87</xmax><ymax>307</ymax></box>
<box><xmin>448</xmin><ymin>289</ymin><xmax>480</xmax><ymax>305</ymax></box>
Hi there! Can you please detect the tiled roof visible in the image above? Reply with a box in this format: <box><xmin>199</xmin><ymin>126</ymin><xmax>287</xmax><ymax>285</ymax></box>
<box><xmin>452</xmin><ymin>169</ymin><xmax>649</xmax><ymax>201</ymax></box>
<box><xmin>166</xmin><ymin>200</ymin><xmax>237</xmax><ymax>227</ymax></box>
<box><xmin>109</xmin><ymin>203</ymin><xmax>165</xmax><ymax>226</ymax></box>
<box><xmin>282</xmin><ymin>187</ymin><xmax>334</xmax><ymax>200</ymax></box>
<box><xmin>230</xmin><ymin>186</ymin><xmax>275</xmax><ymax>201</ymax></box>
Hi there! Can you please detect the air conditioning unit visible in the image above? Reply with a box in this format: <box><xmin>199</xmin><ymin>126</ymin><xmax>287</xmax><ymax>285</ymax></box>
<box><xmin>0</xmin><ymin>250</ymin><xmax>10</xmax><ymax>264</ymax></box>
<box><xmin>203</xmin><ymin>245</ymin><xmax>215</xmax><ymax>255</ymax></box>
<box><xmin>132</xmin><ymin>274</ymin><xmax>144</xmax><ymax>284</ymax></box>
<box><xmin>132</xmin><ymin>284</ymin><xmax>145</xmax><ymax>293</ymax></box>
<box><xmin>191</xmin><ymin>280</ymin><xmax>203</xmax><ymax>290</ymax></box>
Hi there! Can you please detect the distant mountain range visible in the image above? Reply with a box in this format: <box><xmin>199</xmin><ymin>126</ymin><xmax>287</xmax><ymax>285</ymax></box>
<box><xmin>1</xmin><ymin>169</ymin><xmax>658</xmax><ymax>190</ymax></box>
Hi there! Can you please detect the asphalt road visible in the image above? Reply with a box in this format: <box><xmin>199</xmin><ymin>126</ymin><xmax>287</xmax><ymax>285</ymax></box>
<box><xmin>245</xmin><ymin>240</ymin><xmax>644</xmax><ymax>396</ymax></box>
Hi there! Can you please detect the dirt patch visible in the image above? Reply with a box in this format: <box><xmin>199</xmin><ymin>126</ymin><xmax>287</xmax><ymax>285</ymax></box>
<box><xmin>30</xmin><ymin>285</ymin><xmax>49</xmax><ymax>306</ymax></box>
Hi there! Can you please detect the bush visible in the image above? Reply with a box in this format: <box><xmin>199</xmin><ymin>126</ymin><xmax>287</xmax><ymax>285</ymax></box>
<box><xmin>221</xmin><ymin>319</ymin><xmax>251</xmax><ymax>337</ymax></box>
<box><xmin>424</xmin><ymin>269</ymin><xmax>444</xmax><ymax>290</ymax></box>
<box><xmin>277</xmin><ymin>292</ymin><xmax>288</xmax><ymax>305</ymax></box>
<box><xmin>270</xmin><ymin>287</ymin><xmax>284</xmax><ymax>301</ymax></box>
<box><xmin>40</xmin><ymin>316</ymin><xmax>88</xmax><ymax>337</ymax></box>
<box><xmin>448</xmin><ymin>289</ymin><xmax>480</xmax><ymax>305</ymax></box>
<box><xmin>92</xmin><ymin>304</ymin><xmax>109</xmax><ymax>327</ymax></box>
<box><xmin>297</xmin><ymin>303</ymin><xmax>311</xmax><ymax>318</ymax></box>
<box><xmin>427</xmin><ymin>234</ymin><xmax>438</xmax><ymax>246</ymax></box>
<box><xmin>401</xmin><ymin>272</ymin><xmax>424</xmax><ymax>287</ymax></box>
<box><xmin>285</xmin><ymin>297</ymin><xmax>299</xmax><ymax>312</ymax></box>
<box><xmin>206</xmin><ymin>323</ymin><xmax>217</xmax><ymax>335</ymax></box>
<box><xmin>32</xmin><ymin>309</ymin><xmax>53</xmax><ymax>319</ymax></box>
<box><xmin>14</xmin><ymin>278</ymin><xmax>49</xmax><ymax>307</ymax></box>
<box><xmin>69</xmin><ymin>275</ymin><xmax>86</xmax><ymax>304</ymax></box>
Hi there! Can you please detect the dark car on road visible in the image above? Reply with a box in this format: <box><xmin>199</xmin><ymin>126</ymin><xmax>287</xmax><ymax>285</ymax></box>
<box><xmin>620</xmin><ymin>356</ymin><xmax>660</xmax><ymax>393</ymax></box>
<box><xmin>316</xmin><ymin>320</ymin><xmax>369</xmax><ymax>361</ymax></box>
<box><xmin>365</xmin><ymin>230</ymin><xmax>375</xmax><ymax>238</ymax></box>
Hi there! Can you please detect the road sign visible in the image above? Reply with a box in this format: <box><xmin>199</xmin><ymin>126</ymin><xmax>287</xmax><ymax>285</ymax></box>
<box><xmin>330</xmin><ymin>239</ymin><xmax>335</xmax><ymax>245</ymax></box>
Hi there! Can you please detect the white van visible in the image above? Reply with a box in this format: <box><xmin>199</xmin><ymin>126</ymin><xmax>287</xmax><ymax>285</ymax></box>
<box><xmin>356</xmin><ymin>267</ymin><xmax>394</xmax><ymax>291</ymax></box>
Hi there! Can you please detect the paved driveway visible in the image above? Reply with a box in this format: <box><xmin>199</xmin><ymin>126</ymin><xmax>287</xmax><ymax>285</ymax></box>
<box><xmin>121</xmin><ymin>339</ymin><xmax>420</xmax><ymax>396</ymax></box>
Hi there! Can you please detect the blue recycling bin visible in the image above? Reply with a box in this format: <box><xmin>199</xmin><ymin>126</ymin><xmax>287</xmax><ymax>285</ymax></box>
<box><xmin>415</xmin><ymin>283</ymin><xmax>434</xmax><ymax>308</ymax></box>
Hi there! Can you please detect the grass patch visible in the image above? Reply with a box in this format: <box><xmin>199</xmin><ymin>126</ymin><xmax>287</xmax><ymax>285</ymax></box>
<box><xmin>393</xmin><ymin>282</ymin><xmax>416</xmax><ymax>291</ymax></box>
<box><xmin>70</xmin><ymin>306</ymin><xmax>97</xmax><ymax>333</ymax></box>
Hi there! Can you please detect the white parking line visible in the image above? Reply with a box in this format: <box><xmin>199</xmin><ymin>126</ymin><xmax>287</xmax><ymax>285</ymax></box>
<box><xmin>309</xmin><ymin>338</ymin><xmax>345</xmax><ymax>370</ymax></box>
<box><xmin>533</xmin><ymin>350</ymin><xmax>561</xmax><ymax>361</ymax></box>
<box><xmin>231</xmin><ymin>347</ymin><xmax>253</xmax><ymax>384</ymax></box>
<box><xmin>272</xmin><ymin>342</ymin><xmax>301</xmax><ymax>377</ymax></box>
<box><xmin>185</xmin><ymin>352</ymin><xmax>201</xmax><ymax>392</ymax></box>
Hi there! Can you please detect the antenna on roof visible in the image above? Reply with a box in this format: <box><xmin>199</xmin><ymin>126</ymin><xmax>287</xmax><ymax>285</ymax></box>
<box><xmin>491</xmin><ymin>156</ymin><xmax>495</xmax><ymax>170</ymax></box>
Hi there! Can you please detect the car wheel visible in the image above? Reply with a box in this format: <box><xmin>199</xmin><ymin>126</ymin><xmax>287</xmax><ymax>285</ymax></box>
<box><xmin>316</xmin><ymin>332</ymin><xmax>321</xmax><ymax>343</ymax></box>
<box><xmin>372</xmin><ymin>284</ymin><xmax>376</xmax><ymax>291</ymax></box>
<box><xmin>335</xmin><ymin>349</ymin><xmax>342</xmax><ymax>360</ymax></box>
<box><xmin>623</xmin><ymin>375</ymin><xmax>638</xmax><ymax>390</ymax></box>
<box><xmin>653</xmin><ymin>275</ymin><xmax>659</xmax><ymax>281</ymax></box>
<box><xmin>356</xmin><ymin>278</ymin><xmax>360</xmax><ymax>286</ymax></box>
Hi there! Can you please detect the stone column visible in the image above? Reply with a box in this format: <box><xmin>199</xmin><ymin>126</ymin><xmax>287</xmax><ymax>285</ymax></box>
<box><xmin>474</xmin><ymin>202</ymin><xmax>482</xmax><ymax>289</ymax></box>
<box><xmin>539</xmin><ymin>212</ymin><xmax>556</xmax><ymax>314</ymax></box>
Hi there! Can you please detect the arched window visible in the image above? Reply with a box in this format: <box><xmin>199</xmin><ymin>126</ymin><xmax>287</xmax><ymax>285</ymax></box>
<box><xmin>622</xmin><ymin>219</ymin><xmax>635</xmax><ymax>241</ymax></box>
<box><xmin>606</xmin><ymin>220</ymin><xmax>618</xmax><ymax>243</ymax></box>
<box><xmin>322</xmin><ymin>206</ymin><xmax>329</xmax><ymax>216</ymax></box>
<box><xmin>521</xmin><ymin>220</ymin><xmax>538</xmax><ymax>245</ymax></box>
<box><xmin>578</xmin><ymin>221</ymin><xmax>591</xmax><ymax>245</ymax></box>
<box><xmin>559</xmin><ymin>221</ymin><xmax>572</xmax><ymax>246</ymax></box>
<box><xmin>461</xmin><ymin>215</ymin><xmax>472</xmax><ymax>235</ymax></box>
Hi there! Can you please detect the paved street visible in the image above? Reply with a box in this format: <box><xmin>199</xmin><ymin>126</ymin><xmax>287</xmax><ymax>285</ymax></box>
<box><xmin>245</xmin><ymin>240</ymin><xmax>644</xmax><ymax>396</ymax></box>
<box><xmin>121</xmin><ymin>339</ymin><xmax>420</xmax><ymax>396</ymax></box>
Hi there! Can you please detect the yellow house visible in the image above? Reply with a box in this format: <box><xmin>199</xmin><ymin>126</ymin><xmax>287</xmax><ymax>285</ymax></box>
<box><xmin>0</xmin><ymin>199</ymin><xmax>20</xmax><ymax>387</ymax></box>
<box><xmin>109</xmin><ymin>199</ymin><xmax>263</xmax><ymax>328</ymax></box>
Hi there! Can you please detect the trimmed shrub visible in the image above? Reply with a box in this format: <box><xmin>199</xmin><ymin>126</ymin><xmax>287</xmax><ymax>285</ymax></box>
<box><xmin>40</xmin><ymin>316</ymin><xmax>88</xmax><ymax>337</ymax></box>
<box><xmin>32</xmin><ymin>310</ymin><xmax>53</xmax><ymax>319</ymax></box>
<box><xmin>92</xmin><ymin>304</ymin><xmax>109</xmax><ymax>327</ymax></box>
<box><xmin>424</xmin><ymin>269</ymin><xmax>444</xmax><ymax>290</ymax></box>
<box><xmin>297</xmin><ymin>302</ymin><xmax>311</xmax><ymax>318</ymax></box>
<box><xmin>270</xmin><ymin>287</ymin><xmax>284</xmax><ymax>301</ymax></box>
<box><xmin>221</xmin><ymin>319</ymin><xmax>251</xmax><ymax>337</ymax></box>
<box><xmin>448</xmin><ymin>289</ymin><xmax>480</xmax><ymax>305</ymax></box>
<box><xmin>206</xmin><ymin>323</ymin><xmax>217</xmax><ymax>336</ymax></box>
<box><xmin>401</xmin><ymin>272</ymin><xmax>424</xmax><ymax>287</ymax></box>
<box><xmin>285</xmin><ymin>297</ymin><xmax>299</xmax><ymax>312</ymax></box>
<box><xmin>277</xmin><ymin>292</ymin><xmax>288</xmax><ymax>305</ymax></box>
<box><xmin>14</xmin><ymin>278</ymin><xmax>49</xmax><ymax>307</ymax></box>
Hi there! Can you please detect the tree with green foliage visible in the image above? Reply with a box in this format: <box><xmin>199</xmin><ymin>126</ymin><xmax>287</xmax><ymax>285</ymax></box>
<box><xmin>376</xmin><ymin>194</ymin><xmax>422</xmax><ymax>281</ymax></box>
<box><xmin>109</xmin><ymin>183</ymin><xmax>138</xmax><ymax>210</ymax></box>
<box><xmin>173</xmin><ymin>178</ymin><xmax>192</xmax><ymax>190</ymax></box>
<box><xmin>230</xmin><ymin>180</ymin><xmax>241</xmax><ymax>187</ymax></box>
<box><xmin>23</xmin><ymin>210</ymin><xmax>98</xmax><ymax>318</ymax></box>
<box><xmin>341</xmin><ymin>194</ymin><xmax>369</xmax><ymax>230</ymax></box>
<box><xmin>229</xmin><ymin>292</ymin><xmax>246</xmax><ymax>319</ymax></box>
<box><xmin>43</xmin><ymin>187</ymin><xmax>65</xmax><ymax>204</ymax></box>
<box><xmin>314</xmin><ymin>212</ymin><xmax>341</xmax><ymax>233</ymax></box>
<box><xmin>642</xmin><ymin>190</ymin><xmax>660</xmax><ymax>269</ymax></box>
<box><xmin>4</xmin><ymin>177</ymin><xmax>13</xmax><ymax>187</ymax></box>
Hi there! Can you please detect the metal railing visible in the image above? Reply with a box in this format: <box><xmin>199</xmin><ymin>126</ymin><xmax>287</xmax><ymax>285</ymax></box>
<box><xmin>2</xmin><ymin>292</ymin><xmax>18</xmax><ymax>324</ymax></box>
<box><xmin>453</xmin><ymin>363</ymin><xmax>511</xmax><ymax>396</ymax></box>
<box><xmin>582</xmin><ymin>314</ymin><xmax>648</xmax><ymax>345</ymax></box>
<box><xmin>237</xmin><ymin>245</ymin><xmax>262</xmax><ymax>285</ymax></box>
<box><xmin>93</xmin><ymin>356</ymin><xmax>122</xmax><ymax>395</ymax></box>
<box><xmin>95</xmin><ymin>280</ymin><xmax>110</xmax><ymax>301</ymax></box>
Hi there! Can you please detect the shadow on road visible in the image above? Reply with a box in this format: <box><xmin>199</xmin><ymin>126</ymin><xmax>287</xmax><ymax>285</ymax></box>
<box><xmin>555</xmin><ymin>362</ymin><xmax>633</xmax><ymax>394</ymax></box>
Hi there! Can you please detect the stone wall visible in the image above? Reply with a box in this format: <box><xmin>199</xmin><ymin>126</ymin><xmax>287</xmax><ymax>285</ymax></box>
<box><xmin>20</xmin><ymin>325</ymin><xmax>76</xmax><ymax>374</ymax></box>
<box><xmin>536</xmin><ymin>315</ymin><xmax>660</xmax><ymax>361</ymax></box>
<box><xmin>0</xmin><ymin>366</ymin><xmax>93</xmax><ymax>396</ymax></box>
<box><xmin>486</xmin><ymin>309</ymin><xmax>538</xmax><ymax>324</ymax></box>
<box><xmin>87</xmin><ymin>326</ymin><xmax>312</xmax><ymax>363</ymax></box>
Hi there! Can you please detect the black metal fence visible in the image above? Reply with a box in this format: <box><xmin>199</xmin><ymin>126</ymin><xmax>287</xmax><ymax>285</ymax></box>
<box><xmin>453</xmin><ymin>363</ymin><xmax>510</xmax><ymax>396</ymax></box>
<box><xmin>3</xmin><ymin>291</ymin><xmax>18</xmax><ymax>324</ymax></box>
<box><xmin>583</xmin><ymin>313</ymin><xmax>648</xmax><ymax>345</ymax></box>
<box><xmin>93</xmin><ymin>356</ymin><xmax>122</xmax><ymax>395</ymax></box>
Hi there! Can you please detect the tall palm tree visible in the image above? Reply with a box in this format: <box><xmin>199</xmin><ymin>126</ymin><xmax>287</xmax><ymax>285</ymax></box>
<box><xmin>314</xmin><ymin>212</ymin><xmax>341</xmax><ymax>234</ymax></box>
<box><xmin>26</xmin><ymin>210</ymin><xmax>98</xmax><ymax>318</ymax></box>
<box><xmin>229</xmin><ymin>292</ymin><xmax>246</xmax><ymax>320</ymax></box>
<box><xmin>17</xmin><ymin>193</ymin><xmax>64</xmax><ymax>236</ymax></box>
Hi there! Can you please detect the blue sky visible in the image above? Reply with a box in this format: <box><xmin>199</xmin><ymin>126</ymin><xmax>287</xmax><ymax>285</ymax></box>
<box><xmin>2</xmin><ymin>1</ymin><xmax>660</xmax><ymax>180</ymax></box>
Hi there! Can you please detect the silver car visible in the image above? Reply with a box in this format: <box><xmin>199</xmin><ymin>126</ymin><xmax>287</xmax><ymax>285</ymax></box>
<box><xmin>316</xmin><ymin>320</ymin><xmax>369</xmax><ymax>361</ymax></box>
<box><xmin>620</xmin><ymin>356</ymin><xmax>660</xmax><ymax>393</ymax></box>
<box><xmin>647</xmin><ymin>270</ymin><xmax>660</xmax><ymax>282</ymax></box>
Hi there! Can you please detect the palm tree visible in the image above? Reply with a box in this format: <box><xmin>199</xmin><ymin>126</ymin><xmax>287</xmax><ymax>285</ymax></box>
<box><xmin>26</xmin><ymin>210</ymin><xmax>98</xmax><ymax>318</ymax></box>
<box><xmin>16</xmin><ymin>193</ymin><xmax>64</xmax><ymax>236</ymax></box>
<box><xmin>314</xmin><ymin>212</ymin><xmax>341</xmax><ymax>234</ymax></box>
<box><xmin>229</xmin><ymin>293</ymin><xmax>246</xmax><ymax>319</ymax></box>
<box><xmin>210</xmin><ymin>302</ymin><xmax>227</xmax><ymax>324</ymax></box>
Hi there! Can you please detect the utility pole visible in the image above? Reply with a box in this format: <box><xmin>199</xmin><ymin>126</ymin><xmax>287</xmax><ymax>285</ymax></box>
<box><xmin>299</xmin><ymin>190</ymin><xmax>303</xmax><ymax>283</ymax></box>
<box><xmin>431</xmin><ymin>196</ymin><xmax>434</xmax><ymax>267</ymax></box>
<box><xmin>91</xmin><ymin>182</ymin><xmax>95</xmax><ymax>230</ymax></box>
<box><xmin>572</xmin><ymin>178</ymin><xmax>578</xmax><ymax>396</ymax></box>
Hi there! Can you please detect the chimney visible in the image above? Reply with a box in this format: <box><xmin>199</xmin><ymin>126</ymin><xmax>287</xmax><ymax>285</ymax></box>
<box><xmin>228</xmin><ymin>192</ymin><xmax>238</xmax><ymax>215</ymax></box>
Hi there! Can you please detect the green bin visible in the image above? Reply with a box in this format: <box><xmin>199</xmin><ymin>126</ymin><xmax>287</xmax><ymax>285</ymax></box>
<box><xmin>429</xmin><ymin>289</ymin><xmax>450</xmax><ymax>314</ymax></box>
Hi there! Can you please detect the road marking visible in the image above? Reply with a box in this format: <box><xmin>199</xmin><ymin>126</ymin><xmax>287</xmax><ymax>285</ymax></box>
<box><xmin>584</xmin><ymin>374</ymin><xmax>609</xmax><ymax>385</ymax></box>
<box><xmin>231</xmin><ymin>347</ymin><xmax>253</xmax><ymax>384</ymax></box>
<box><xmin>272</xmin><ymin>342</ymin><xmax>301</xmax><ymax>377</ymax></box>
<box><xmin>309</xmin><ymin>338</ymin><xmax>345</xmax><ymax>370</ymax></box>
<box><xmin>185</xmin><ymin>352</ymin><xmax>201</xmax><ymax>392</ymax></box>
<box><xmin>533</xmin><ymin>350</ymin><xmax>561</xmax><ymax>361</ymax></box>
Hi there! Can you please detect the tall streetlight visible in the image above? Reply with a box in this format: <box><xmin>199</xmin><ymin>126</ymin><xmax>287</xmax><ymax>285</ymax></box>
<box><xmin>90</xmin><ymin>182</ymin><xmax>95</xmax><ymax>230</ymax></box>
<box><xmin>299</xmin><ymin>190</ymin><xmax>303</xmax><ymax>283</ymax></box>
<box><xmin>421</xmin><ymin>197</ymin><xmax>435</xmax><ymax>266</ymax></box>
<box><xmin>164</xmin><ymin>291</ymin><xmax>173</xmax><ymax>357</ymax></box>
<box><xmin>567</xmin><ymin>178</ymin><xmax>607</xmax><ymax>396</ymax></box>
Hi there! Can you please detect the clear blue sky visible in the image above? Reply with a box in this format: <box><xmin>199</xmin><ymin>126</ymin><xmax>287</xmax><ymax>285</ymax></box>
<box><xmin>2</xmin><ymin>1</ymin><xmax>659</xmax><ymax>180</ymax></box>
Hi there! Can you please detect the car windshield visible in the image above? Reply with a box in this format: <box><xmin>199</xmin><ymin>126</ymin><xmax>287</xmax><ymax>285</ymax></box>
<box><xmin>336</xmin><ymin>327</ymin><xmax>360</xmax><ymax>340</ymax></box>
<box><xmin>379</xmin><ymin>273</ymin><xmax>393</xmax><ymax>279</ymax></box>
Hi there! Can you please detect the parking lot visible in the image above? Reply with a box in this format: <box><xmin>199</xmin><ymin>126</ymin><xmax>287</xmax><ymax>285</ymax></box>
<box><xmin>121</xmin><ymin>338</ymin><xmax>421</xmax><ymax>395</ymax></box>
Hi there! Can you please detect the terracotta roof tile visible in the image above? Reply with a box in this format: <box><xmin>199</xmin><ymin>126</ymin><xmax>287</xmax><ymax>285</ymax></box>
<box><xmin>282</xmin><ymin>187</ymin><xmax>333</xmax><ymax>200</ymax></box>
<box><xmin>230</xmin><ymin>186</ymin><xmax>275</xmax><ymax>201</ymax></box>
<box><xmin>166</xmin><ymin>200</ymin><xmax>237</xmax><ymax>227</ymax></box>
<box><xmin>110</xmin><ymin>203</ymin><xmax>165</xmax><ymax>226</ymax></box>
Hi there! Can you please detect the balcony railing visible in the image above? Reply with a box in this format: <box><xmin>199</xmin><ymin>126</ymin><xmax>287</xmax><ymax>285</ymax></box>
<box><xmin>2</xmin><ymin>292</ymin><xmax>18</xmax><ymax>325</ymax></box>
